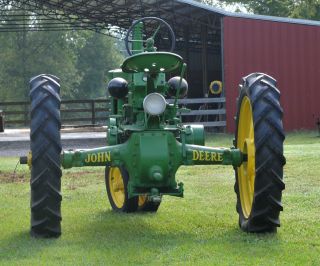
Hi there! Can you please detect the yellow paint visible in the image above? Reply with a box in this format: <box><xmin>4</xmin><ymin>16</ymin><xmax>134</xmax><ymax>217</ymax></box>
<box><xmin>91</xmin><ymin>154</ymin><xmax>97</xmax><ymax>163</ymax></box>
<box><xmin>192</xmin><ymin>150</ymin><xmax>223</xmax><ymax>162</ymax></box>
<box><xmin>138</xmin><ymin>195</ymin><xmax>147</xmax><ymax>207</ymax></box>
<box><xmin>84</xmin><ymin>152</ymin><xmax>111</xmax><ymax>163</ymax></box>
<box><xmin>108</xmin><ymin>167</ymin><xmax>125</xmax><ymax>208</ymax></box>
<box><xmin>237</xmin><ymin>96</ymin><xmax>256</xmax><ymax>219</ymax></box>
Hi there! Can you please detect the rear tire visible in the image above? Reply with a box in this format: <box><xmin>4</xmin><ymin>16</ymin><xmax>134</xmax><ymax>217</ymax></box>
<box><xmin>30</xmin><ymin>74</ymin><xmax>62</xmax><ymax>238</ymax></box>
<box><xmin>235</xmin><ymin>73</ymin><xmax>285</xmax><ymax>233</ymax></box>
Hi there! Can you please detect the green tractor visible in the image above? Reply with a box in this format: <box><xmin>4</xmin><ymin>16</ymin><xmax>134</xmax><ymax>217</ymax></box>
<box><xmin>21</xmin><ymin>17</ymin><xmax>285</xmax><ymax>238</ymax></box>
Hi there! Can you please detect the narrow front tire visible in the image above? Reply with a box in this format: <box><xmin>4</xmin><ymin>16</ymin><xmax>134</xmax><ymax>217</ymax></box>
<box><xmin>105</xmin><ymin>166</ymin><xmax>138</xmax><ymax>212</ymax></box>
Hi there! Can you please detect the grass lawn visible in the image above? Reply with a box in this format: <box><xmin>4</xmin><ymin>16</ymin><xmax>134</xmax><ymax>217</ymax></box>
<box><xmin>0</xmin><ymin>131</ymin><xmax>319</xmax><ymax>265</ymax></box>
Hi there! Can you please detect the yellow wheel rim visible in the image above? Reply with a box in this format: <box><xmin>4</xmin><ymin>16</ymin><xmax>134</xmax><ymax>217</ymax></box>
<box><xmin>109</xmin><ymin>167</ymin><xmax>125</xmax><ymax>209</ymax></box>
<box><xmin>138</xmin><ymin>195</ymin><xmax>147</xmax><ymax>207</ymax></box>
<box><xmin>237</xmin><ymin>96</ymin><xmax>256</xmax><ymax>218</ymax></box>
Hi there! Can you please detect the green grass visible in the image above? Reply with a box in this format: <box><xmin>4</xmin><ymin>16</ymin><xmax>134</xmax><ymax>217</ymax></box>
<box><xmin>0</xmin><ymin>131</ymin><xmax>319</xmax><ymax>265</ymax></box>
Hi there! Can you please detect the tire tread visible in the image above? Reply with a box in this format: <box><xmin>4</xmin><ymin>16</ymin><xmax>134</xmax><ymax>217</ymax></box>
<box><xmin>30</xmin><ymin>74</ymin><xmax>62</xmax><ymax>238</ymax></box>
<box><xmin>235</xmin><ymin>73</ymin><xmax>285</xmax><ymax>233</ymax></box>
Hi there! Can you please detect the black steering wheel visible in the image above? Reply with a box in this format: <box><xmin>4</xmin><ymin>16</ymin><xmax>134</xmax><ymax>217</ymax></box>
<box><xmin>124</xmin><ymin>17</ymin><xmax>176</xmax><ymax>56</ymax></box>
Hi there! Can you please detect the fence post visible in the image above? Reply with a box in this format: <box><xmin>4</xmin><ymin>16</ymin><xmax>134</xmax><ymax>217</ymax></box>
<box><xmin>24</xmin><ymin>102</ymin><xmax>28</xmax><ymax>126</ymax></box>
<box><xmin>0</xmin><ymin>110</ymin><xmax>4</xmax><ymax>132</ymax></box>
<box><xmin>91</xmin><ymin>100</ymin><xmax>95</xmax><ymax>125</ymax></box>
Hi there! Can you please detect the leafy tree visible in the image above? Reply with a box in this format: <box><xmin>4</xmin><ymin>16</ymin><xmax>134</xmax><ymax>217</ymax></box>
<box><xmin>0</xmin><ymin>11</ymin><xmax>81</xmax><ymax>101</ymax></box>
<box><xmin>291</xmin><ymin>0</ymin><xmax>320</xmax><ymax>20</ymax></box>
<box><xmin>0</xmin><ymin>20</ymin><xmax>123</xmax><ymax>101</ymax></box>
<box><xmin>76</xmin><ymin>32</ymin><xmax>123</xmax><ymax>99</ymax></box>
<box><xmin>199</xmin><ymin>0</ymin><xmax>320</xmax><ymax>19</ymax></box>
<box><xmin>220</xmin><ymin>0</ymin><xmax>294</xmax><ymax>16</ymax></box>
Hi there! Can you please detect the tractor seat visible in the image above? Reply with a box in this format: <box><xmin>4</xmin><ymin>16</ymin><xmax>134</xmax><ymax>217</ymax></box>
<box><xmin>121</xmin><ymin>52</ymin><xmax>183</xmax><ymax>74</ymax></box>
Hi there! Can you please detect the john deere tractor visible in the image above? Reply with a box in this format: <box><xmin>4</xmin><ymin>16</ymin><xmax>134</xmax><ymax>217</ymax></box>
<box><xmin>21</xmin><ymin>17</ymin><xmax>285</xmax><ymax>238</ymax></box>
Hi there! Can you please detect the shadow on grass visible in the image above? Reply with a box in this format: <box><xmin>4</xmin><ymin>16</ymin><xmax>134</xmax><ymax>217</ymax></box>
<box><xmin>0</xmin><ymin>229</ymin><xmax>61</xmax><ymax>262</ymax></box>
<box><xmin>0</xmin><ymin>211</ymin><xmax>283</xmax><ymax>263</ymax></box>
<box><xmin>76</xmin><ymin>210</ymin><xmax>283</xmax><ymax>254</ymax></box>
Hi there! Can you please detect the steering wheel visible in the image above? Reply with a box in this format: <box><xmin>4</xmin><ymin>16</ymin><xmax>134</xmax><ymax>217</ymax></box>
<box><xmin>125</xmin><ymin>17</ymin><xmax>176</xmax><ymax>56</ymax></box>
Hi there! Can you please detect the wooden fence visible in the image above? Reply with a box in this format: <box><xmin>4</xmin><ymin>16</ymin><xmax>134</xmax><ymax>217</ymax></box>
<box><xmin>0</xmin><ymin>97</ymin><xmax>226</xmax><ymax>128</ymax></box>
<box><xmin>0</xmin><ymin>99</ymin><xmax>109</xmax><ymax>127</ymax></box>
<box><xmin>168</xmin><ymin>97</ymin><xmax>226</xmax><ymax>128</ymax></box>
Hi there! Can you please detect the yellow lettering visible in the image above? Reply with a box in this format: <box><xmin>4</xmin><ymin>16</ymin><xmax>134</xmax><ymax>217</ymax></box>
<box><xmin>211</xmin><ymin>152</ymin><xmax>217</xmax><ymax>161</ymax></box>
<box><xmin>84</xmin><ymin>152</ymin><xmax>111</xmax><ymax>163</ymax></box>
<box><xmin>192</xmin><ymin>150</ymin><xmax>199</xmax><ymax>160</ymax></box>
<box><xmin>199</xmin><ymin>151</ymin><xmax>205</xmax><ymax>161</ymax></box>
<box><xmin>105</xmin><ymin>152</ymin><xmax>111</xmax><ymax>162</ymax></box>
<box><xmin>91</xmin><ymin>154</ymin><xmax>97</xmax><ymax>163</ymax></box>
<box><xmin>192</xmin><ymin>150</ymin><xmax>223</xmax><ymax>162</ymax></box>
<box><xmin>97</xmin><ymin>152</ymin><xmax>104</xmax><ymax>163</ymax></box>
<box><xmin>85</xmin><ymin>154</ymin><xmax>90</xmax><ymax>163</ymax></box>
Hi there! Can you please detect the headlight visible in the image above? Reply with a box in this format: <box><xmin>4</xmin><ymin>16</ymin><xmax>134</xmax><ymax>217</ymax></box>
<box><xmin>143</xmin><ymin>93</ymin><xmax>167</xmax><ymax>116</ymax></box>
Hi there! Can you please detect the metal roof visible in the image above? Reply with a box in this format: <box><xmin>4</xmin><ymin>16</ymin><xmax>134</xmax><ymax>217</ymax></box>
<box><xmin>230</xmin><ymin>12</ymin><xmax>320</xmax><ymax>27</ymax></box>
<box><xmin>178</xmin><ymin>0</ymin><xmax>320</xmax><ymax>27</ymax></box>
<box><xmin>2</xmin><ymin>1</ymin><xmax>223</xmax><ymax>38</ymax></box>
<box><xmin>1</xmin><ymin>0</ymin><xmax>319</xmax><ymax>35</ymax></box>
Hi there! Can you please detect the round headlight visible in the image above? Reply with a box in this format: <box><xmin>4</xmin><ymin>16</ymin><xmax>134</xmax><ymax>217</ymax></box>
<box><xmin>143</xmin><ymin>93</ymin><xmax>167</xmax><ymax>116</ymax></box>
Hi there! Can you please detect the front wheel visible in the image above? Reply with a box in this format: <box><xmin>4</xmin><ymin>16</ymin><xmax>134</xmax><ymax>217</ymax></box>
<box><xmin>138</xmin><ymin>196</ymin><xmax>162</xmax><ymax>212</ymax></box>
<box><xmin>105</xmin><ymin>166</ymin><xmax>138</xmax><ymax>212</ymax></box>
<box><xmin>235</xmin><ymin>73</ymin><xmax>286</xmax><ymax>233</ymax></box>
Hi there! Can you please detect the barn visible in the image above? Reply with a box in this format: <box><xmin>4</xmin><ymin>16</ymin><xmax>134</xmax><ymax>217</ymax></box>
<box><xmin>213</xmin><ymin>6</ymin><xmax>320</xmax><ymax>132</ymax></box>
<box><xmin>7</xmin><ymin>0</ymin><xmax>320</xmax><ymax>132</ymax></box>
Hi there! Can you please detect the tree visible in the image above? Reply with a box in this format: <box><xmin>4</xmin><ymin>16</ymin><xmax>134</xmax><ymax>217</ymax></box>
<box><xmin>291</xmin><ymin>0</ymin><xmax>320</xmax><ymax>20</ymax></box>
<box><xmin>0</xmin><ymin>5</ymin><xmax>123</xmax><ymax>101</ymax></box>
<box><xmin>220</xmin><ymin>0</ymin><xmax>294</xmax><ymax>17</ymax></box>
<box><xmin>76</xmin><ymin>32</ymin><xmax>123</xmax><ymax>99</ymax></box>
<box><xmin>199</xmin><ymin>0</ymin><xmax>320</xmax><ymax>19</ymax></box>
<box><xmin>0</xmin><ymin>6</ymin><xmax>81</xmax><ymax>101</ymax></box>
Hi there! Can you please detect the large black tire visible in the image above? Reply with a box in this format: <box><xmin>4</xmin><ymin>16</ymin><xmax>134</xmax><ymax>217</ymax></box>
<box><xmin>234</xmin><ymin>73</ymin><xmax>286</xmax><ymax>233</ymax></box>
<box><xmin>105</xmin><ymin>166</ymin><xmax>138</xmax><ymax>212</ymax></box>
<box><xmin>30</xmin><ymin>74</ymin><xmax>62</xmax><ymax>238</ymax></box>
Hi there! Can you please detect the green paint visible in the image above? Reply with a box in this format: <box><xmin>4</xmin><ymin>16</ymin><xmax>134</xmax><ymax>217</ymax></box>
<box><xmin>62</xmin><ymin>19</ymin><xmax>244</xmax><ymax>198</ymax></box>
<box><xmin>61</xmin><ymin>130</ymin><xmax>242</xmax><ymax>198</ymax></box>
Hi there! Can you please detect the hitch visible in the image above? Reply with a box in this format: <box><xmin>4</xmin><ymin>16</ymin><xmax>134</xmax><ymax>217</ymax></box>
<box><xmin>19</xmin><ymin>152</ymin><xmax>32</xmax><ymax>168</ymax></box>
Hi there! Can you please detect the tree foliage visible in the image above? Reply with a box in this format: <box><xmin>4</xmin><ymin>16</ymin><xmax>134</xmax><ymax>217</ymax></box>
<box><xmin>0</xmin><ymin>7</ymin><xmax>123</xmax><ymax>101</ymax></box>
<box><xmin>291</xmin><ymin>0</ymin><xmax>320</xmax><ymax>20</ymax></box>
<box><xmin>200</xmin><ymin>0</ymin><xmax>320</xmax><ymax>19</ymax></box>
<box><xmin>76</xmin><ymin>32</ymin><xmax>123</xmax><ymax>99</ymax></box>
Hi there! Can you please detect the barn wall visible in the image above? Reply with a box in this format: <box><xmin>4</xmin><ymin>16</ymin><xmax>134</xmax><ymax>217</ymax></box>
<box><xmin>223</xmin><ymin>16</ymin><xmax>320</xmax><ymax>132</ymax></box>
